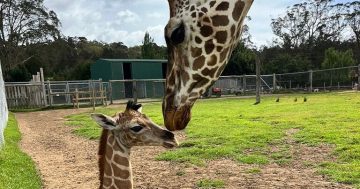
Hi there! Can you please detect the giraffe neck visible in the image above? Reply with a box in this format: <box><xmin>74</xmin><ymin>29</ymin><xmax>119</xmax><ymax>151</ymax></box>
<box><xmin>101</xmin><ymin>132</ymin><xmax>133</xmax><ymax>189</ymax></box>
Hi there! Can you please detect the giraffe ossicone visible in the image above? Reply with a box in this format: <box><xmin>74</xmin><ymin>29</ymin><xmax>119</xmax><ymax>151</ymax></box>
<box><xmin>163</xmin><ymin>0</ymin><xmax>254</xmax><ymax>131</ymax></box>
<box><xmin>91</xmin><ymin>101</ymin><xmax>178</xmax><ymax>189</ymax></box>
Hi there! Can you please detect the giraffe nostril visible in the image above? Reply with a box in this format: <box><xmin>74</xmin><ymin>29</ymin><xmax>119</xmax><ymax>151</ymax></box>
<box><xmin>163</xmin><ymin>130</ymin><xmax>175</xmax><ymax>140</ymax></box>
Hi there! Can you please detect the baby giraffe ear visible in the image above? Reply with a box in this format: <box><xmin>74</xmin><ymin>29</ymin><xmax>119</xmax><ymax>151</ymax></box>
<box><xmin>91</xmin><ymin>113</ymin><xmax>117</xmax><ymax>130</ymax></box>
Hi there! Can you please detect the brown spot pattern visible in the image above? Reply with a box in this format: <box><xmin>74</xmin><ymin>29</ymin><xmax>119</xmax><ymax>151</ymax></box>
<box><xmin>195</xmin><ymin>36</ymin><xmax>202</xmax><ymax>44</ymax></box>
<box><xmin>113</xmin><ymin>142</ymin><xmax>125</xmax><ymax>153</ymax></box>
<box><xmin>211</xmin><ymin>15</ymin><xmax>229</xmax><ymax>26</ymax></box>
<box><xmin>105</xmin><ymin>144</ymin><xmax>113</xmax><ymax>159</ymax></box>
<box><xmin>233</xmin><ymin>0</ymin><xmax>245</xmax><ymax>21</ymax></box>
<box><xmin>103</xmin><ymin>177</ymin><xmax>112</xmax><ymax>187</ymax></box>
<box><xmin>207</xmin><ymin>54</ymin><xmax>218</xmax><ymax>66</ymax></box>
<box><xmin>181</xmin><ymin>71</ymin><xmax>190</xmax><ymax>84</ymax></box>
<box><xmin>220</xmin><ymin>48</ymin><xmax>229</xmax><ymax>62</ymax></box>
<box><xmin>231</xmin><ymin>25</ymin><xmax>236</xmax><ymax>36</ymax></box>
<box><xmin>201</xmin><ymin>68</ymin><xmax>217</xmax><ymax>78</ymax></box>
<box><xmin>204</xmin><ymin>40</ymin><xmax>215</xmax><ymax>54</ymax></box>
<box><xmin>111</xmin><ymin>163</ymin><xmax>130</xmax><ymax>179</ymax></box>
<box><xmin>215</xmin><ymin>31</ymin><xmax>227</xmax><ymax>44</ymax></box>
<box><xmin>200</xmin><ymin>25</ymin><xmax>213</xmax><ymax>37</ymax></box>
<box><xmin>113</xmin><ymin>154</ymin><xmax>129</xmax><ymax>166</ymax></box>
<box><xmin>114</xmin><ymin>180</ymin><xmax>132</xmax><ymax>189</ymax></box>
<box><xmin>193</xmin><ymin>56</ymin><xmax>205</xmax><ymax>70</ymax></box>
<box><xmin>191</xmin><ymin>46</ymin><xmax>202</xmax><ymax>58</ymax></box>
<box><xmin>104</xmin><ymin>161</ymin><xmax>112</xmax><ymax>176</ymax></box>
<box><xmin>216</xmin><ymin>2</ymin><xmax>229</xmax><ymax>11</ymax></box>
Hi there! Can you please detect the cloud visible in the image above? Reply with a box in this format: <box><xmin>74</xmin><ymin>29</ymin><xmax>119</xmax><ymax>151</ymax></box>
<box><xmin>45</xmin><ymin>0</ymin><xmax>353</xmax><ymax>47</ymax></box>
<box><xmin>117</xmin><ymin>10</ymin><xmax>141</xmax><ymax>24</ymax></box>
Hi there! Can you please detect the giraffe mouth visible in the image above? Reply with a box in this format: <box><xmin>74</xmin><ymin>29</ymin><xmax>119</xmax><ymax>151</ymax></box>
<box><xmin>163</xmin><ymin>105</ymin><xmax>191</xmax><ymax>131</ymax></box>
<box><xmin>163</xmin><ymin>140</ymin><xmax>178</xmax><ymax>148</ymax></box>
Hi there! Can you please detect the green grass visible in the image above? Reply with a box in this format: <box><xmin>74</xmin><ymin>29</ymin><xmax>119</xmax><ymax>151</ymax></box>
<box><xmin>245</xmin><ymin>167</ymin><xmax>262</xmax><ymax>174</ymax></box>
<box><xmin>0</xmin><ymin>113</ymin><xmax>42</xmax><ymax>189</ymax></box>
<box><xmin>196</xmin><ymin>179</ymin><xmax>225</xmax><ymax>188</ymax></box>
<box><xmin>67</xmin><ymin>92</ymin><xmax>360</xmax><ymax>187</ymax></box>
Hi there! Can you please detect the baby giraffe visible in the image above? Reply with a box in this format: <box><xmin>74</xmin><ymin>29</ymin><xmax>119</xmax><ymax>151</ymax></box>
<box><xmin>91</xmin><ymin>101</ymin><xmax>178</xmax><ymax>189</ymax></box>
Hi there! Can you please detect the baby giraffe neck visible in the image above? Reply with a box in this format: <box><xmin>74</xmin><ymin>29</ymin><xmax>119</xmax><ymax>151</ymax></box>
<box><xmin>101</xmin><ymin>133</ymin><xmax>133</xmax><ymax>189</ymax></box>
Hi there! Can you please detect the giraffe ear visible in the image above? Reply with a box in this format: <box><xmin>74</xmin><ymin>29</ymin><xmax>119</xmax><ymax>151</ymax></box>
<box><xmin>91</xmin><ymin>113</ymin><xmax>117</xmax><ymax>130</ymax></box>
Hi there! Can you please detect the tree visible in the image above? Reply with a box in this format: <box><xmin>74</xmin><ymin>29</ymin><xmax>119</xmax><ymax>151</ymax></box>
<box><xmin>0</xmin><ymin>0</ymin><xmax>61</xmax><ymax>75</ymax></box>
<box><xmin>322</xmin><ymin>48</ymin><xmax>355</xmax><ymax>69</ymax></box>
<box><xmin>223</xmin><ymin>43</ymin><xmax>256</xmax><ymax>75</ymax></box>
<box><xmin>341</xmin><ymin>1</ymin><xmax>360</xmax><ymax>60</ymax></box>
<box><xmin>271</xmin><ymin>0</ymin><xmax>346</xmax><ymax>49</ymax></box>
<box><xmin>141</xmin><ymin>32</ymin><xmax>166</xmax><ymax>59</ymax></box>
<box><xmin>141</xmin><ymin>32</ymin><xmax>156</xmax><ymax>59</ymax></box>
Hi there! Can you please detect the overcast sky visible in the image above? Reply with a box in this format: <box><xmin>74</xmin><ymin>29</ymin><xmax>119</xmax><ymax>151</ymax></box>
<box><xmin>44</xmin><ymin>0</ymin><xmax>352</xmax><ymax>47</ymax></box>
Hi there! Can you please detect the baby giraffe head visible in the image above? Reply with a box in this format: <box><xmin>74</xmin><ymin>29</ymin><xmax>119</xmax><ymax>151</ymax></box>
<box><xmin>91</xmin><ymin>101</ymin><xmax>178</xmax><ymax>149</ymax></box>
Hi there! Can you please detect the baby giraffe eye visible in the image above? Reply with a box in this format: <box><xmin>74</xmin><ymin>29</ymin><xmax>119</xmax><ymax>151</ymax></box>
<box><xmin>130</xmin><ymin>125</ymin><xmax>143</xmax><ymax>132</ymax></box>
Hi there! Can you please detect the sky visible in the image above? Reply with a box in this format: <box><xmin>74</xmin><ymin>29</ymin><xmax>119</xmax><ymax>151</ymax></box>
<box><xmin>44</xmin><ymin>0</ymin><xmax>353</xmax><ymax>48</ymax></box>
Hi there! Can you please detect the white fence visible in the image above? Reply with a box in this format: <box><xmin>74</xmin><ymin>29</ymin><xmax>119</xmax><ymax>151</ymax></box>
<box><xmin>0</xmin><ymin>62</ymin><xmax>8</xmax><ymax>148</ymax></box>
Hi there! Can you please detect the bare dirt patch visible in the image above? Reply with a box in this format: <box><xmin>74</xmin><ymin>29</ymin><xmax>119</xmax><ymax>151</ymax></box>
<box><xmin>16</xmin><ymin>110</ymin><xmax>353</xmax><ymax>189</ymax></box>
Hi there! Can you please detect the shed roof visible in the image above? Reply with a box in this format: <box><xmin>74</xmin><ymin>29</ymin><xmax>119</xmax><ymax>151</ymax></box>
<box><xmin>99</xmin><ymin>59</ymin><xmax>167</xmax><ymax>63</ymax></box>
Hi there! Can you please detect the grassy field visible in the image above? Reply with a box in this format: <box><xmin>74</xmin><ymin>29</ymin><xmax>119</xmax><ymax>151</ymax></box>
<box><xmin>0</xmin><ymin>113</ymin><xmax>41</xmax><ymax>189</ymax></box>
<box><xmin>67</xmin><ymin>92</ymin><xmax>360</xmax><ymax>187</ymax></box>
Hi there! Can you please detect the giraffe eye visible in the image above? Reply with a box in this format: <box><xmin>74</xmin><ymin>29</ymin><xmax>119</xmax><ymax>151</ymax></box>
<box><xmin>130</xmin><ymin>126</ymin><xmax>143</xmax><ymax>132</ymax></box>
<box><xmin>170</xmin><ymin>22</ymin><xmax>185</xmax><ymax>45</ymax></box>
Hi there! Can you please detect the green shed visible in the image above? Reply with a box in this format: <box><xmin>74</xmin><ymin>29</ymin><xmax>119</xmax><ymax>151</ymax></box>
<box><xmin>91</xmin><ymin>59</ymin><xmax>168</xmax><ymax>100</ymax></box>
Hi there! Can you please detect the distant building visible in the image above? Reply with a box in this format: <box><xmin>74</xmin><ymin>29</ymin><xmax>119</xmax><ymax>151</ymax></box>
<box><xmin>91</xmin><ymin>59</ymin><xmax>168</xmax><ymax>99</ymax></box>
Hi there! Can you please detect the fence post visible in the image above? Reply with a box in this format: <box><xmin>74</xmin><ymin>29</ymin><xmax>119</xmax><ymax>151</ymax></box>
<box><xmin>47</xmin><ymin>80</ymin><xmax>53</xmax><ymax>107</ymax></box>
<box><xmin>133</xmin><ymin>81</ymin><xmax>138</xmax><ymax>103</ymax></box>
<box><xmin>309</xmin><ymin>70</ymin><xmax>313</xmax><ymax>92</ymax></box>
<box><xmin>40</xmin><ymin>68</ymin><xmax>47</xmax><ymax>107</ymax></box>
<box><xmin>358</xmin><ymin>64</ymin><xmax>360</xmax><ymax>91</ymax></box>
<box><xmin>92</xmin><ymin>81</ymin><xmax>95</xmax><ymax>111</ymax></box>
<box><xmin>65</xmin><ymin>82</ymin><xmax>70</xmax><ymax>104</ymax></box>
<box><xmin>242</xmin><ymin>74</ymin><xmax>246</xmax><ymax>95</ymax></box>
<box><xmin>289</xmin><ymin>80</ymin><xmax>292</xmax><ymax>89</ymax></box>
<box><xmin>109</xmin><ymin>81</ymin><xmax>113</xmax><ymax>104</ymax></box>
<box><xmin>99</xmin><ymin>79</ymin><xmax>104</xmax><ymax>105</ymax></box>
<box><xmin>152</xmin><ymin>81</ymin><xmax>156</xmax><ymax>98</ymax></box>
<box><xmin>255</xmin><ymin>56</ymin><xmax>261</xmax><ymax>104</ymax></box>
<box><xmin>273</xmin><ymin>73</ymin><xmax>276</xmax><ymax>92</ymax></box>
<box><xmin>75</xmin><ymin>88</ymin><xmax>79</xmax><ymax>109</ymax></box>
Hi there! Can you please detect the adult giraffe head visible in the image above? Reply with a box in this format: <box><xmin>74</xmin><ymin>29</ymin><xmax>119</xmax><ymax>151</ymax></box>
<box><xmin>163</xmin><ymin>0</ymin><xmax>254</xmax><ymax>131</ymax></box>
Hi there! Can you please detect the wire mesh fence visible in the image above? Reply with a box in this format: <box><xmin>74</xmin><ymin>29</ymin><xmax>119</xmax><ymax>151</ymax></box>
<box><xmin>274</xmin><ymin>66</ymin><xmax>359</xmax><ymax>92</ymax></box>
<box><xmin>3</xmin><ymin>65</ymin><xmax>360</xmax><ymax>109</ymax></box>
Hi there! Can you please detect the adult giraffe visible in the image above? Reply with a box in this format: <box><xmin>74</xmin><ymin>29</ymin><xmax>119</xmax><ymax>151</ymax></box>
<box><xmin>163</xmin><ymin>0</ymin><xmax>254</xmax><ymax>131</ymax></box>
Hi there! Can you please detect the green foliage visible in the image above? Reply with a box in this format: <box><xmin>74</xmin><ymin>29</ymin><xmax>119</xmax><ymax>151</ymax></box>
<box><xmin>7</xmin><ymin>64</ymin><xmax>32</xmax><ymax>82</ymax></box>
<box><xmin>322</xmin><ymin>48</ymin><xmax>355</xmax><ymax>69</ymax></box>
<box><xmin>0</xmin><ymin>0</ymin><xmax>61</xmax><ymax>73</ymax></box>
<box><xmin>263</xmin><ymin>53</ymin><xmax>310</xmax><ymax>74</ymax></box>
<box><xmin>196</xmin><ymin>179</ymin><xmax>225</xmax><ymax>188</ymax></box>
<box><xmin>0</xmin><ymin>113</ymin><xmax>42</xmax><ymax>189</ymax></box>
<box><xmin>223</xmin><ymin>43</ymin><xmax>256</xmax><ymax>75</ymax></box>
<box><xmin>141</xmin><ymin>32</ymin><xmax>167</xmax><ymax>59</ymax></box>
<box><xmin>67</xmin><ymin>93</ymin><xmax>360</xmax><ymax>187</ymax></box>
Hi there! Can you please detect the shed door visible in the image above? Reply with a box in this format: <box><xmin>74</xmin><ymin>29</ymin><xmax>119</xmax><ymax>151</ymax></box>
<box><xmin>123</xmin><ymin>63</ymin><xmax>133</xmax><ymax>98</ymax></box>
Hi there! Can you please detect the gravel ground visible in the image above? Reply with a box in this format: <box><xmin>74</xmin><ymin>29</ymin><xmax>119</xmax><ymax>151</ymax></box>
<box><xmin>15</xmin><ymin>109</ymin><xmax>353</xmax><ymax>189</ymax></box>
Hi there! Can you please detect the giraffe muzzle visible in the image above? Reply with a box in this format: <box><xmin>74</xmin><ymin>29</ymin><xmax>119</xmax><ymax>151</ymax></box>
<box><xmin>163</xmin><ymin>105</ymin><xmax>191</xmax><ymax>131</ymax></box>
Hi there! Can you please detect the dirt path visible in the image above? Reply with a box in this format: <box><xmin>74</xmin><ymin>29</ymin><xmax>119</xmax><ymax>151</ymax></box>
<box><xmin>16</xmin><ymin>109</ymin><xmax>353</xmax><ymax>189</ymax></box>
